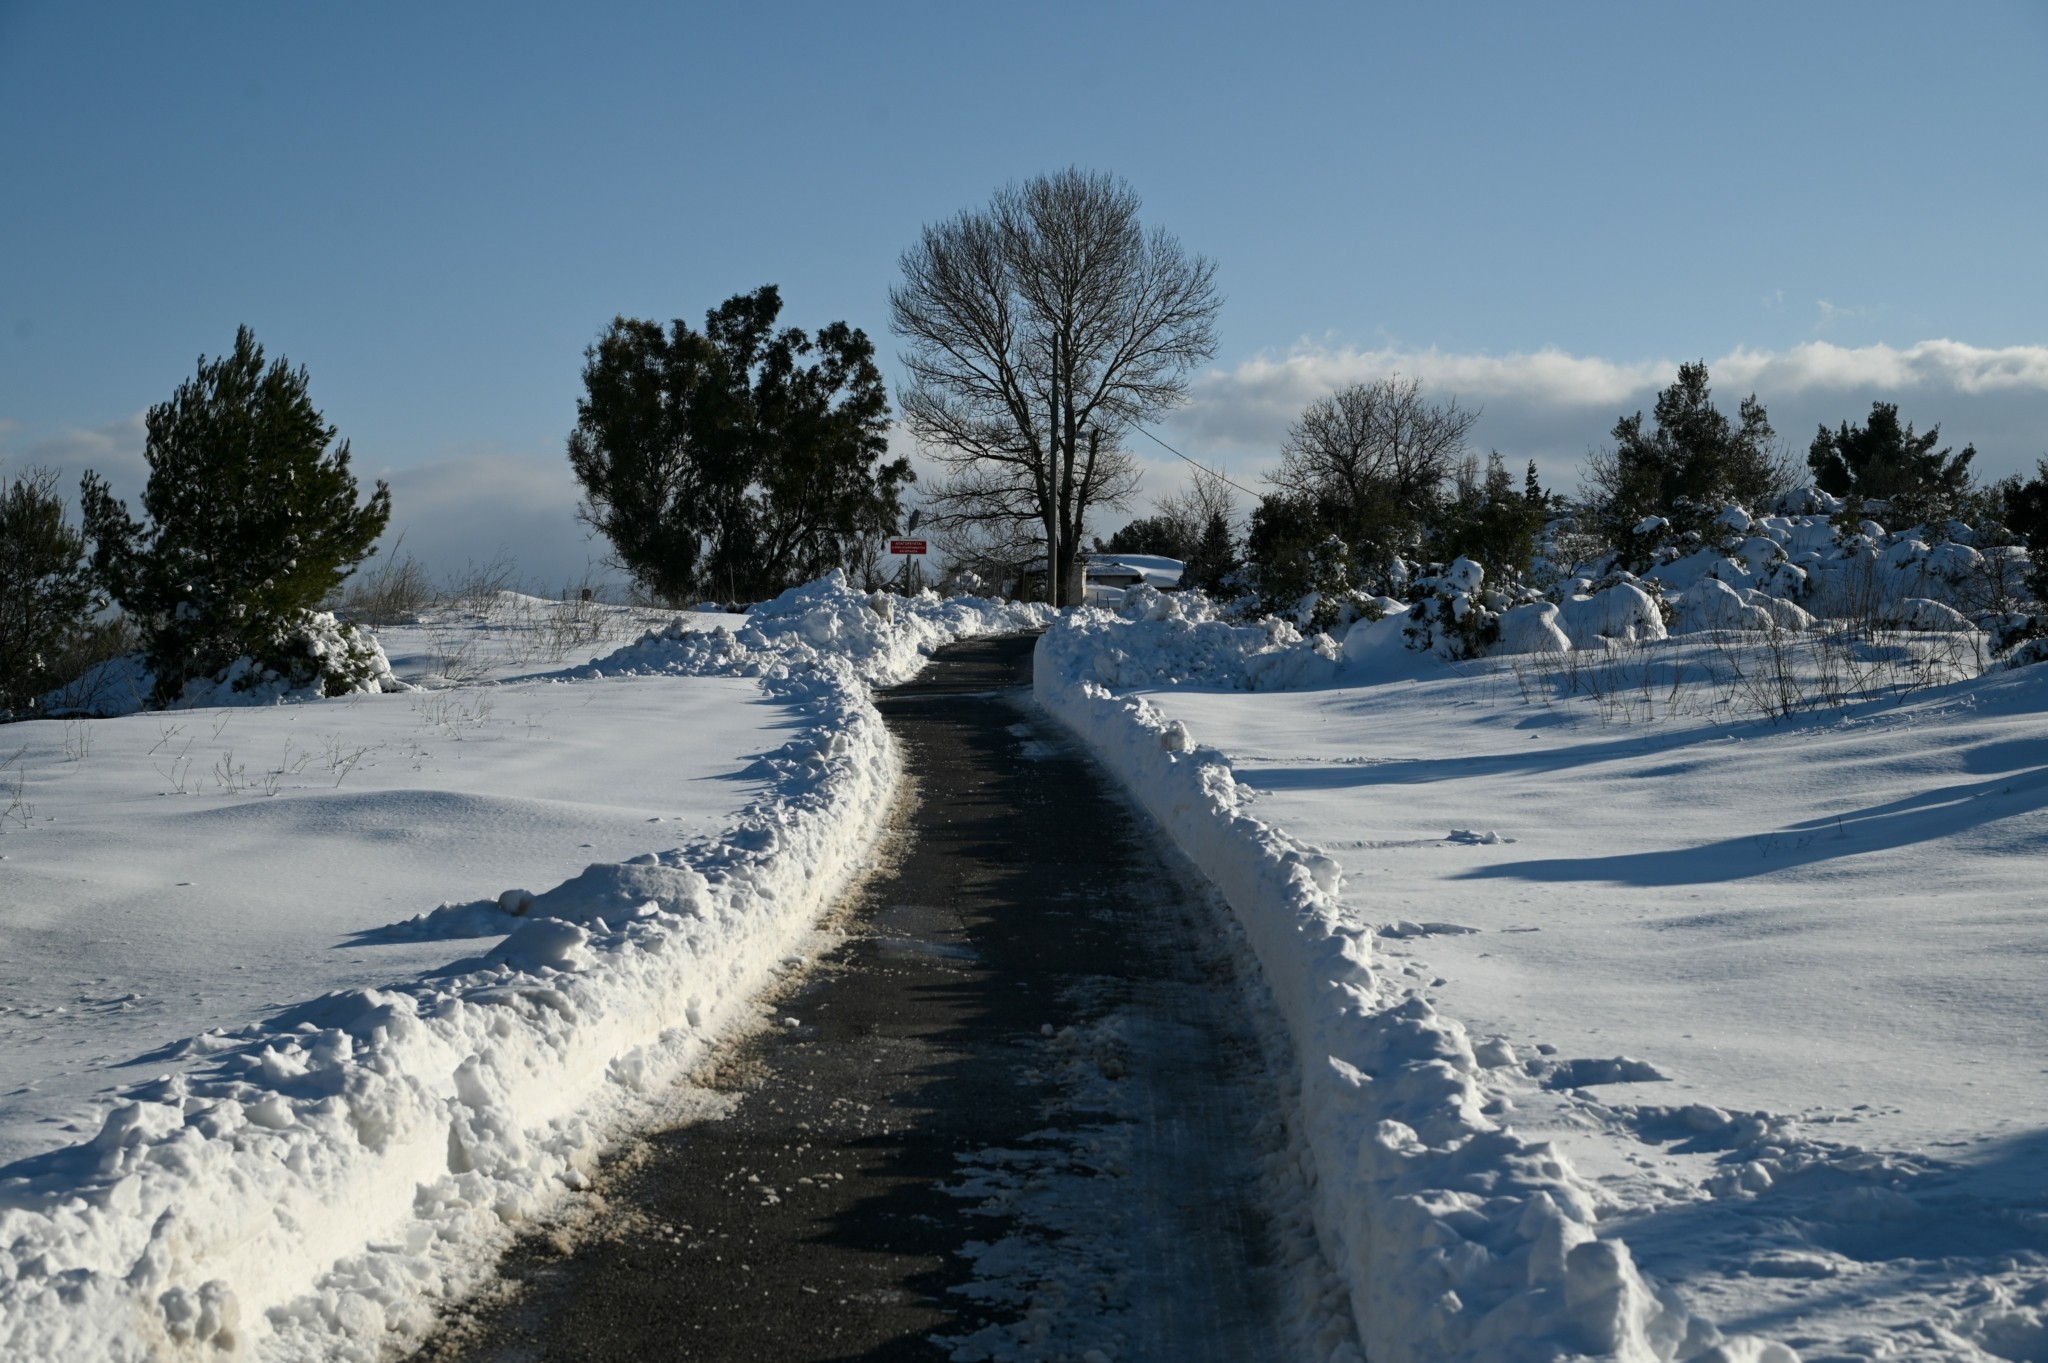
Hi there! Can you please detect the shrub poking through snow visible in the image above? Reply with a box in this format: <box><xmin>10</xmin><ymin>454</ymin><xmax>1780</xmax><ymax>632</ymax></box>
<box><xmin>2003</xmin><ymin>636</ymin><xmax>2048</xmax><ymax>670</ymax></box>
<box><xmin>1987</xmin><ymin>612</ymin><xmax>2048</xmax><ymax>670</ymax></box>
<box><xmin>230</xmin><ymin>610</ymin><xmax>398</xmax><ymax>699</ymax></box>
<box><xmin>1401</xmin><ymin>557</ymin><xmax>1505</xmax><ymax>660</ymax></box>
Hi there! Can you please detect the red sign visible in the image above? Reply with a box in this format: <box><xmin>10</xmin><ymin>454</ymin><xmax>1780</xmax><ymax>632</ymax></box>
<box><xmin>889</xmin><ymin>539</ymin><xmax>928</xmax><ymax>555</ymax></box>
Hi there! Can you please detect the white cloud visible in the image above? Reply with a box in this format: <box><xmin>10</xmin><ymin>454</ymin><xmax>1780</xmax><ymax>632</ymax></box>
<box><xmin>1713</xmin><ymin>339</ymin><xmax>2048</xmax><ymax>396</ymax></box>
<box><xmin>0</xmin><ymin>413</ymin><xmax>149</xmax><ymax>496</ymax></box>
<box><xmin>1813</xmin><ymin>299</ymin><xmax>1884</xmax><ymax>333</ymax></box>
<box><xmin>1158</xmin><ymin>338</ymin><xmax>2048</xmax><ymax>501</ymax></box>
<box><xmin>0</xmin><ymin>417</ymin><xmax>618</xmax><ymax>593</ymax></box>
<box><xmin>374</xmin><ymin>452</ymin><xmax>617</xmax><ymax>594</ymax></box>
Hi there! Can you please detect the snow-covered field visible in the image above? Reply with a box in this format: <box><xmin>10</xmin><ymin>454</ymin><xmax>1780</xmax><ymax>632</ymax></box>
<box><xmin>0</xmin><ymin>668</ymin><xmax>774</xmax><ymax>1166</ymax></box>
<box><xmin>8</xmin><ymin>539</ymin><xmax>2041</xmax><ymax>1363</ymax></box>
<box><xmin>1038</xmin><ymin>591</ymin><xmax>2048</xmax><ymax>1363</ymax></box>
<box><xmin>0</xmin><ymin>578</ymin><xmax>1046</xmax><ymax>1361</ymax></box>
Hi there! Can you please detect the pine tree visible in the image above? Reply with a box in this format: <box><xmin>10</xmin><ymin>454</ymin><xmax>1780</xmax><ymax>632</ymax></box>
<box><xmin>1183</xmin><ymin>510</ymin><xmax>1240</xmax><ymax>593</ymax></box>
<box><xmin>1437</xmin><ymin>452</ymin><xmax>1540</xmax><ymax>583</ymax></box>
<box><xmin>0</xmin><ymin>468</ymin><xmax>104</xmax><ymax>713</ymax></box>
<box><xmin>1808</xmin><ymin>402</ymin><xmax>1976</xmax><ymax>529</ymax></box>
<box><xmin>80</xmin><ymin>327</ymin><xmax>390</xmax><ymax>704</ymax></box>
<box><xmin>1588</xmin><ymin>361</ymin><xmax>1786</xmax><ymax>542</ymax></box>
<box><xmin>1996</xmin><ymin>458</ymin><xmax>2048</xmax><ymax>604</ymax></box>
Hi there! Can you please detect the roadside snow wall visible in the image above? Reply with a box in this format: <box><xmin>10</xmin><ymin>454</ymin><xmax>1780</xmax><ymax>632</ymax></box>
<box><xmin>1035</xmin><ymin>609</ymin><xmax>1793</xmax><ymax>1363</ymax></box>
<box><xmin>0</xmin><ymin>574</ymin><xmax>1048</xmax><ymax>1363</ymax></box>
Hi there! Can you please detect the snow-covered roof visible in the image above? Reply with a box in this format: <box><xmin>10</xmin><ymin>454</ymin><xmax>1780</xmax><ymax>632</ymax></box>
<box><xmin>1082</xmin><ymin>554</ymin><xmax>1183</xmax><ymax>589</ymax></box>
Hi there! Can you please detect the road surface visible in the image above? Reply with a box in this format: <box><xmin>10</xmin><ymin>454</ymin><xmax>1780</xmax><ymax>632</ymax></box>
<box><xmin>411</xmin><ymin>633</ymin><xmax>1302</xmax><ymax>1362</ymax></box>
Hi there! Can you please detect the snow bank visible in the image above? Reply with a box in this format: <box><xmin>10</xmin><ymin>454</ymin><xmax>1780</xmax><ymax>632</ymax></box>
<box><xmin>575</xmin><ymin>573</ymin><xmax>1053</xmax><ymax>690</ymax></box>
<box><xmin>1045</xmin><ymin>588</ymin><xmax>1347</xmax><ymax>691</ymax></box>
<box><xmin>1035</xmin><ymin>618</ymin><xmax>1793</xmax><ymax>1363</ymax></box>
<box><xmin>1556</xmin><ymin>583</ymin><xmax>1669</xmax><ymax>651</ymax></box>
<box><xmin>0</xmin><ymin>573</ymin><xmax>1044</xmax><ymax>1361</ymax></box>
<box><xmin>1627</xmin><ymin>499</ymin><xmax>2033</xmax><ymax>637</ymax></box>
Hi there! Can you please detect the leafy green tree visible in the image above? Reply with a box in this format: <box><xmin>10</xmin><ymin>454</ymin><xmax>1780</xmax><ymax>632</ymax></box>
<box><xmin>1586</xmin><ymin>361</ymin><xmax>1788</xmax><ymax>542</ymax></box>
<box><xmin>1808</xmin><ymin>401</ymin><xmax>1976</xmax><ymax>529</ymax></box>
<box><xmin>1269</xmin><ymin>376</ymin><xmax>1476</xmax><ymax>583</ymax></box>
<box><xmin>1435</xmin><ymin>452</ymin><xmax>1542</xmax><ymax>583</ymax></box>
<box><xmin>1099</xmin><ymin>515</ymin><xmax>1181</xmax><ymax>559</ymax></box>
<box><xmin>80</xmin><ymin>327</ymin><xmax>390</xmax><ymax>704</ymax></box>
<box><xmin>0</xmin><ymin>468</ymin><xmax>104</xmax><ymax>714</ymax></box>
<box><xmin>1243</xmin><ymin>491</ymin><xmax>1359</xmax><ymax>622</ymax></box>
<box><xmin>570</xmin><ymin>286</ymin><xmax>909</xmax><ymax>604</ymax></box>
<box><xmin>1995</xmin><ymin>457</ymin><xmax>2048</xmax><ymax>604</ymax></box>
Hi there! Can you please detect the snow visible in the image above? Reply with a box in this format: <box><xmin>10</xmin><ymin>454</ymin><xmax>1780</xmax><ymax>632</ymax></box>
<box><xmin>0</xmin><ymin>575</ymin><xmax>1047</xmax><ymax>1361</ymax></box>
<box><xmin>12</xmin><ymin>513</ymin><xmax>2040</xmax><ymax>1360</ymax></box>
<box><xmin>0</xmin><ymin>672</ymin><xmax>775</xmax><ymax>1168</ymax></box>
<box><xmin>1085</xmin><ymin>553</ymin><xmax>1185</xmax><ymax>589</ymax></box>
<box><xmin>1036</xmin><ymin>592</ymin><xmax>2048</xmax><ymax>1362</ymax></box>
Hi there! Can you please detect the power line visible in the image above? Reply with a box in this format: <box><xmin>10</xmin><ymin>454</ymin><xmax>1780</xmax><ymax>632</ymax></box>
<box><xmin>1126</xmin><ymin>423</ymin><xmax>1263</xmax><ymax>501</ymax></box>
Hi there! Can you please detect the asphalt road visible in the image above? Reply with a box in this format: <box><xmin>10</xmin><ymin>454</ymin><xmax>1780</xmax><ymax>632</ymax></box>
<box><xmin>410</xmin><ymin>633</ymin><xmax>1289</xmax><ymax>1363</ymax></box>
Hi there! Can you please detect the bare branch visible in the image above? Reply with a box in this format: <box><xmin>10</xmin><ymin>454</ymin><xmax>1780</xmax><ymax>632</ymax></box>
<box><xmin>891</xmin><ymin>168</ymin><xmax>1220</xmax><ymax>604</ymax></box>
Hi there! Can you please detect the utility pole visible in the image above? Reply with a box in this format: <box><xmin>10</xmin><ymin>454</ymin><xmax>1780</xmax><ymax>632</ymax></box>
<box><xmin>1046</xmin><ymin>332</ymin><xmax>1061</xmax><ymax>608</ymax></box>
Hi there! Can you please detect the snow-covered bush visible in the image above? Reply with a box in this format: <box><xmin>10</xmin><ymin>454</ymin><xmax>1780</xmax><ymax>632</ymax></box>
<box><xmin>1239</xmin><ymin>530</ymin><xmax>1365</xmax><ymax>632</ymax></box>
<box><xmin>1983</xmin><ymin>610</ymin><xmax>2048</xmax><ymax>671</ymax></box>
<box><xmin>1496</xmin><ymin>600</ymin><xmax>1571</xmax><ymax>654</ymax></box>
<box><xmin>239</xmin><ymin>610</ymin><xmax>400</xmax><ymax>697</ymax></box>
<box><xmin>45</xmin><ymin>611</ymin><xmax>402</xmax><ymax>715</ymax></box>
<box><xmin>1546</xmin><ymin>571</ymin><xmax>1672</xmax><ymax>646</ymax></box>
<box><xmin>1673</xmin><ymin>577</ymin><xmax>1774</xmax><ymax>633</ymax></box>
<box><xmin>1400</xmin><ymin>557</ymin><xmax>1503</xmax><ymax>660</ymax></box>
<box><xmin>2002</xmin><ymin>635</ymin><xmax>2048</xmax><ymax>670</ymax></box>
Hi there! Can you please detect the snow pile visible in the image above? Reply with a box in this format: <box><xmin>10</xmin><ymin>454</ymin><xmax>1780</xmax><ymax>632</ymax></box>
<box><xmin>568</xmin><ymin>572</ymin><xmax>1053</xmax><ymax>690</ymax></box>
<box><xmin>1616</xmin><ymin>498</ymin><xmax>2032</xmax><ymax>633</ymax></box>
<box><xmin>1035</xmin><ymin>622</ymin><xmax>1795</xmax><ymax>1363</ymax></box>
<box><xmin>1040</xmin><ymin>588</ymin><xmax>1347</xmax><ymax>692</ymax></box>
<box><xmin>0</xmin><ymin>573</ymin><xmax>1043</xmax><ymax>1361</ymax></box>
<box><xmin>1671</xmin><ymin>578</ymin><xmax>1772</xmax><ymax>634</ymax></box>
<box><xmin>1049</xmin><ymin>576</ymin><xmax>1691</xmax><ymax>690</ymax></box>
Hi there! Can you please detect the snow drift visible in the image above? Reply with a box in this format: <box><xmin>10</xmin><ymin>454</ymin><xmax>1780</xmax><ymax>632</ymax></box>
<box><xmin>0</xmin><ymin>575</ymin><xmax>1046</xmax><ymax>1362</ymax></box>
<box><xmin>1035</xmin><ymin>609</ymin><xmax>1796</xmax><ymax>1363</ymax></box>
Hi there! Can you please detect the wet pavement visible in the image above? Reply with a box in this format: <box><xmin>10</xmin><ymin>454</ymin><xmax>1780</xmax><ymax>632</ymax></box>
<box><xmin>410</xmin><ymin>633</ymin><xmax>1287</xmax><ymax>1362</ymax></box>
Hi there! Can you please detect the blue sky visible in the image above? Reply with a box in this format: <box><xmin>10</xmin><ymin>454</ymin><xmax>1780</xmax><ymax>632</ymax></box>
<box><xmin>3</xmin><ymin>1</ymin><xmax>2044</xmax><ymax>585</ymax></box>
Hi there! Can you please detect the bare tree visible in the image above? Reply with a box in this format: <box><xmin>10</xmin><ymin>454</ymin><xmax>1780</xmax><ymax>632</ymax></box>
<box><xmin>891</xmin><ymin>169</ymin><xmax>1221</xmax><ymax>605</ymax></box>
<box><xmin>1157</xmin><ymin>465</ymin><xmax>1240</xmax><ymax>542</ymax></box>
<box><xmin>1267</xmin><ymin>374</ymin><xmax>1477</xmax><ymax>572</ymax></box>
<box><xmin>1271</xmin><ymin>375</ymin><xmax>1476</xmax><ymax>517</ymax></box>
<box><xmin>930</xmin><ymin>516</ymin><xmax>1043</xmax><ymax>598</ymax></box>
